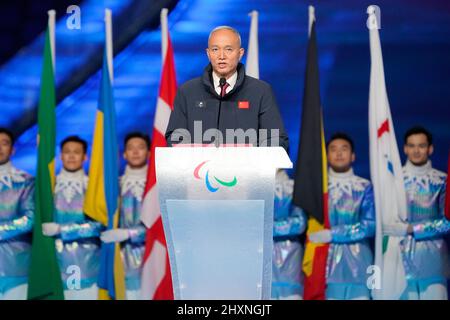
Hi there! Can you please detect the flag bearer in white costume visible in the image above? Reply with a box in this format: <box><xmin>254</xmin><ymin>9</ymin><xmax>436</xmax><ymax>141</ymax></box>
<box><xmin>308</xmin><ymin>133</ymin><xmax>376</xmax><ymax>300</ymax></box>
<box><xmin>101</xmin><ymin>132</ymin><xmax>149</xmax><ymax>300</ymax></box>
<box><xmin>0</xmin><ymin>128</ymin><xmax>34</xmax><ymax>300</ymax></box>
<box><xmin>272</xmin><ymin>169</ymin><xmax>307</xmax><ymax>299</ymax></box>
<box><xmin>396</xmin><ymin>127</ymin><xmax>449</xmax><ymax>300</ymax></box>
<box><xmin>42</xmin><ymin>135</ymin><xmax>102</xmax><ymax>299</ymax></box>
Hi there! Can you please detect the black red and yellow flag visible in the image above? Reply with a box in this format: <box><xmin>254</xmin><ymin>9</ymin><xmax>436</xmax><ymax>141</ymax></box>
<box><xmin>292</xmin><ymin>14</ymin><xmax>329</xmax><ymax>300</ymax></box>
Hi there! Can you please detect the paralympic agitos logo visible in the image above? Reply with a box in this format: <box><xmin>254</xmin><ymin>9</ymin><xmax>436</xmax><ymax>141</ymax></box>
<box><xmin>193</xmin><ymin>160</ymin><xmax>237</xmax><ymax>192</ymax></box>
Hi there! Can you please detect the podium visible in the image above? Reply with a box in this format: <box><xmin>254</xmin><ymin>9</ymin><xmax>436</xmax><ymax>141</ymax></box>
<box><xmin>155</xmin><ymin>146</ymin><xmax>292</xmax><ymax>299</ymax></box>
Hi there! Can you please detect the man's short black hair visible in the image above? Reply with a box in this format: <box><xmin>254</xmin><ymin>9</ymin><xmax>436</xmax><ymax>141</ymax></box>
<box><xmin>404</xmin><ymin>126</ymin><xmax>433</xmax><ymax>146</ymax></box>
<box><xmin>326</xmin><ymin>132</ymin><xmax>354</xmax><ymax>152</ymax></box>
<box><xmin>60</xmin><ymin>135</ymin><xmax>88</xmax><ymax>153</ymax></box>
<box><xmin>124</xmin><ymin>132</ymin><xmax>151</xmax><ymax>150</ymax></box>
<box><xmin>0</xmin><ymin>127</ymin><xmax>14</xmax><ymax>145</ymax></box>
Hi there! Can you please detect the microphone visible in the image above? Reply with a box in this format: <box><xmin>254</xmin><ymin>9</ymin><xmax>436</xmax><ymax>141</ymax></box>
<box><xmin>215</xmin><ymin>77</ymin><xmax>227</xmax><ymax>147</ymax></box>
<box><xmin>219</xmin><ymin>77</ymin><xmax>227</xmax><ymax>88</ymax></box>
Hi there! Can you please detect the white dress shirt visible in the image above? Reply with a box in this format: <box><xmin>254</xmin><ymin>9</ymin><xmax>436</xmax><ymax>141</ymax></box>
<box><xmin>212</xmin><ymin>71</ymin><xmax>237</xmax><ymax>96</ymax></box>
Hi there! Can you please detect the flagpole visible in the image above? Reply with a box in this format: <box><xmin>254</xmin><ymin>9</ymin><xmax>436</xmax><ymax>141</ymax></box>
<box><xmin>368</xmin><ymin>4</ymin><xmax>383</xmax><ymax>301</ymax></box>
<box><xmin>308</xmin><ymin>5</ymin><xmax>315</xmax><ymax>37</ymax></box>
<box><xmin>246</xmin><ymin>10</ymin><xmax>259</xmax><ymax>79</ymax></box>
<box><xmin>161</xmin><ymin>8</ymin><xmax>168</xmax><ymax>63</ymax></box>
<box><xmin>48</xmin><ymin>10</ymin><xmax>56</xmax><ymax>73</ymax></box>
<box><xmin>47</xmin><ymin>9</ymin><xmax>56</xmax><ymax>187</ymax></box>
<box><xmin>105</xmin><ymin>9</ymin><xmax>113</xmax><ymax>82</ymax></box>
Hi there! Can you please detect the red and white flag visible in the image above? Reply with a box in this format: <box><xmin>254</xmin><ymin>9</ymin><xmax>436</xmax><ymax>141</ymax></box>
<box><xmin>140</xmin><ymin>8</ymin><xmax>176</xmax><ymax>300</ymax></box>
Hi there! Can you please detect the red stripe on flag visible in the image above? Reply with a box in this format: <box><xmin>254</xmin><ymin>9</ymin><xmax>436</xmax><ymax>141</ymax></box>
<box><xmin>377</xmin><ymin>119</ymin><xmax>390</xmax><ymax>138</ymax></box>
<box><xmin>303</xmin><ymin>244</ymin><xmax>329</xmax><ymax>300</ymax></box>
<box><xmin>145</xmin><ymin>130</ymin><xmax>167</xmax><ymax>193</ymax></box>
<box><xmin>323</xmin><ymin>192</ymin><xmax>330</xmax><ymax>228</ymax></box>
<box><xmin>305</xmin><ymin>192</ymin><xmax>330</xmax><ymax>300</ymax></box>
<box><xmin>303</xmin><ymin>192</ymin><xmax>330</xmax><ymax>300</ymax></box>
<box><xmin>158</xmin><ymin>38</ymin><xmax>177</xmax><ymax>109</ymax></box>
<box><xmin>143</xmin><ymin>216</ymin><xmax>173</xmax><ymax>299</ymax></box>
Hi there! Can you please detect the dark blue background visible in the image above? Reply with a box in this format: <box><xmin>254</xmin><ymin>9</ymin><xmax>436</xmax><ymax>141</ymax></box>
<box><xmin>0</xmin><ymin>0</ymin><xmax>448</xmax><ymax>177</ymax></box>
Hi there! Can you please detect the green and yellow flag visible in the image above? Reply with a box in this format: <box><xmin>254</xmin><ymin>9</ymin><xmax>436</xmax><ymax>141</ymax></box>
<box><xmin>27</xmin><ymin>10</ymin><xmax>64</xmax><ymax>300</ymax></box>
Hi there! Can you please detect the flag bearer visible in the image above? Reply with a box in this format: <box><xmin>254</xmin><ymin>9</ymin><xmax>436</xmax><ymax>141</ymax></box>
<box><xmin>100</xmin><ymin>132</ymin><xmax>149</xmax><ymax>300</ymax></box>
<box><xmin>0</xmin><ymin>128</ymin><xmax>34</xmax><ymax>300</ymax></box>
<box><xmin>307</xmin><ymin>133</ymin><xmax>376</xmax><ymax>300</ymax></box>
<box><xmin>272</xmin><ymin>169</ymin><xmax>307</xmax><ymax>299</ymax></box>
<box><xmin>42</xmin><ymin>135</ymin><xmax>102</xmax><ymax>299</ymax></box>
<box><xmin>396</xmin><ymin>126</ymin><xmax>449</xmax><ymax>300</ymax></box>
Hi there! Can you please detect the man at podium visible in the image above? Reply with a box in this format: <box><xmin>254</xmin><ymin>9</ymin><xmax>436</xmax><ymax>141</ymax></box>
<box><xmin>165</xmin><ymin>26</ymin><xmax>289</xmax><ymax>151</ymax></box>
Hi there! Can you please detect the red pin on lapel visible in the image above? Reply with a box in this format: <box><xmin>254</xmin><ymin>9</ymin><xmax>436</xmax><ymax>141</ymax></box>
<box><xmin>238</xmin><ymin>101</ymin><xmax>249</xmax><ymax>109</ymax></box>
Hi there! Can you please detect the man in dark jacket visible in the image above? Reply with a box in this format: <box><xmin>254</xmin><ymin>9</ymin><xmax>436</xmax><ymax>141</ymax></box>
<box><xmin>165</xmin><ymin>26</ymin><xmax>289</xmax><ymax>151</ymax></box>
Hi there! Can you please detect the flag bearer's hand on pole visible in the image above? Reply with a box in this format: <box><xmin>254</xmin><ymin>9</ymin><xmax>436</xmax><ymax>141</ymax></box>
<box><xmin>308</xmin><ymin>229</ymin><xmax>332</xmax><ymax>243</ymax></box>
<box><xmin>100</xmin><ymin>229</ymin><xmax>130</xmax><ymax>243</ymax></box>
<box><xmin>383</xmin><ymin>223</ymin><xmax>410</xmax><ymax>237</ymax></box>
<box><xmin>42</xmin><ymin>222</ymin><xmax>61</xmax><ymax>237</ymax></box>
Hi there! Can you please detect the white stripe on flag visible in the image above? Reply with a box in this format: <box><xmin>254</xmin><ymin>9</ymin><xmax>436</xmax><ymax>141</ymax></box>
<box><xmin>153</xmin><ymin>97</ymin><xmax>172</xmax><ymax>138</ymax></box>
<box><xmin>140</xmin><ymin>240</ymin><xmax>167</xmax><ymax>300</ymax></box>
<box><xmin>141</xmin><ymin>183</ymin><xmax>161</xmax><ymax>228</ymax></box>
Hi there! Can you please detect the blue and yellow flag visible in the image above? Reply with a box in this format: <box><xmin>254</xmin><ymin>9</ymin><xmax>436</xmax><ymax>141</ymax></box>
<box><xmin>83</xmin><ymin>49</ymin><xmax>125</xmax><ymax>300</ymax></box>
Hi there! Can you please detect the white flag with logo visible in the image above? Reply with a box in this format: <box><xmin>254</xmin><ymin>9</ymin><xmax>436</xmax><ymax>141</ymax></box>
<box><xmin>367</xmin><ymin>5</ymin><xmax>407</xmax><ymax>300</ymax></box>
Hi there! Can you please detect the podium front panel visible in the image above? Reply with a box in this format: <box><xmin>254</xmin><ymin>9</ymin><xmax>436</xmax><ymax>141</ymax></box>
<box><xmin>155</xmin><ymin>147</ymin><xmax>292</xmax><ymax>300</ymax></box>
<box><xmin>166</xmin><ymin>200</ymin><xmax>265</xmax><ymax>299</ymax></box>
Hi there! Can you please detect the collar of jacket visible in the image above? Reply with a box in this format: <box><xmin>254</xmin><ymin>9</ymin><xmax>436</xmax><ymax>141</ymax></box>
<box><xmin>202</xmin><ymin>63</ymin><xmax>246</xmax><ymax>98</ymax></box>
<box><xmin>404</xmin><ymin>160</ymin><xmax>432</xmax><ymax>176</ymax></box>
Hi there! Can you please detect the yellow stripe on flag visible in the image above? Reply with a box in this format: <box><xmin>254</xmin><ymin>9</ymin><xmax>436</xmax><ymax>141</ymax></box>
<box><xmin>113</xmin><ymin>209</ymin><xmax>126</xmax><ymax>300</ymax></box>
<box><xmin>302</xmin><ymin>119</ymin><xmax>328</xmax><ymax>278</ymax></box>
<box><xmin>48</xmin><ymin>158</ymin><xmax>55</xmax><ymax>192</ymax></box>
<box><xmin>84</xmin><ymin>111</ymin><xmax>108</xmax><ymax>226</ymax></box>
<box><xmin>113</xmin><ymin>243</ymin><xmax>126</xmax><ymax>300</ymax></box>
<box><xmin>96</xmin><ymin>210</ymin><xmax>126</xmax><ymax>300</ymax></box>
<box><xmin>98</xmin><ymin>289</ymin><xmax>111</xmax><ymax>300</ymax></box>
<box><xmin>303</xmin><ymin>217</ymin><xmax>326</xmax><ymax>277</ymax></box>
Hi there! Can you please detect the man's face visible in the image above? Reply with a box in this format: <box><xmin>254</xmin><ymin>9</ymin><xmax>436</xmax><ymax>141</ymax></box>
<box><xmin>327</xmin><ymin>139</ymin><xmax>355</xmax><ymax>173</ymax></box>
<box><xmin>206</xmin><ymin>29</ymin><xmax>244</xmax><ymax>79</ymax></box>
<box><xmin>124</xmin><ymin>137</ymin><xmax>149</xmax><ymax>169</ymax></box>
<box><xmin>0</xmin><ymin>133</ymin><xmax>13</xmax><ymax>165</ymax></box>
<box><xmin>404</xmin><ymin>133</ymin><xmax>433</xmax><ymax>166</ymax></box>
<box><xmin>61</xmin><ymin>141</ymin><xmax>86</xmax><ymax>172</ymax></box>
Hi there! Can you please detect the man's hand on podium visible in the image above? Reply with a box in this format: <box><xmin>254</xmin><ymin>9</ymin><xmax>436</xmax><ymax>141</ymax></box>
<box><xmin>100</xmin><ymin>228</ymin><xmax>130</xmax><ymax>243</ymax></box>
<box><xmin>308</xmin><ymin>229</ymin><xmax>332</xmax><ymax>244</ymax></box>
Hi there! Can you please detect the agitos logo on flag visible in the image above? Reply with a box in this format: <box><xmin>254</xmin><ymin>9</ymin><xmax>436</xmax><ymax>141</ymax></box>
<box><xmin>194</xmin><ymin>160</ymin><xmax>238</xmax><ymax>192</ymax></box>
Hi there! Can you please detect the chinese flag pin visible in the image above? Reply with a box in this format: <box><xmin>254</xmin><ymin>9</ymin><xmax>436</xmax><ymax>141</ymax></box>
<box><xmin>238</xmin><ymin>101</ymin><xmax>249</xmax><ymax>109</ymax></box>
